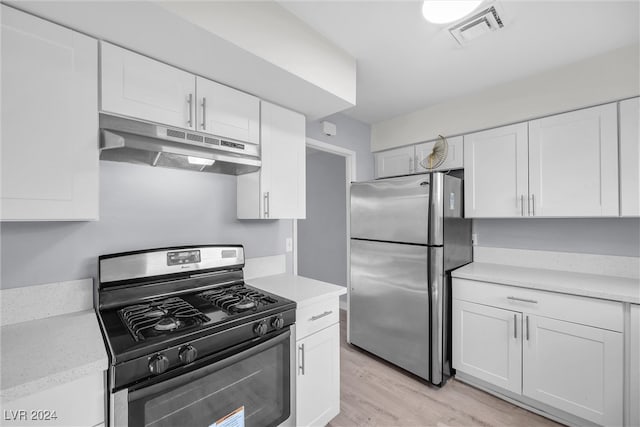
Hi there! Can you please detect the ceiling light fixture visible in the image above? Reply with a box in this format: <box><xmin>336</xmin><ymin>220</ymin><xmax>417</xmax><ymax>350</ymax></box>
<box><xmin>422</xmin><ymin>0</ymin><xmax>483</xmax><ymax>24</ymax></box>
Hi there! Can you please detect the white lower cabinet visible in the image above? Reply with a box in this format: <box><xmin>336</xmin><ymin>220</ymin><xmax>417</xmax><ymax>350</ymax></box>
<box><xmin>630</xmin><ymin>305</ymin><xmax>640</xmax><ymax>427</ymax></box>
<box><xmin>452</xmin><ymin>300</ymin><xmax>522</xmax><ymax>394</ymax></box>
<box><xmin>295</xmin><ymin>297</ymin><xmax>340</xmax><ymax>427</ymax></box>
<box><xmin>452</xmin><ymin>279</ymin><xmax>624</xmax><ymax>426</ymax></box>
<box><xmin>297</xmin><ymin>323</ymin><xmax>340</xmax><ymax>427</ymax></box>
<box><xmin>522</xmin><ymin>315</ymin><xmax>623</xmax><ymax>426</ymax></box>
<box><xmin>1</xmin><ymin>372</ymin><xmax>105</xmax><ymax>427</ymax></box>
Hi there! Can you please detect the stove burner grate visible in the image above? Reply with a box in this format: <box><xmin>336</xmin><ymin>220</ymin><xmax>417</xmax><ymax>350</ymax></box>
<box><xmin>198</xmin><ymin>283</ymin><xmax>277</xmax><ymax>314</ymax></box>
<box><xmin>119</xmin><ymin>297</ymin><xmax>210</xmax><ymax>341</ymax></box>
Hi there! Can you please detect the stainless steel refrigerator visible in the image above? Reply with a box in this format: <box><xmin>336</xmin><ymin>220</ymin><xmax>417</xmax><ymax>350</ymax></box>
<box><xmin>349</xmin><ymin>172</ymin><xmax>472</xmax><ymax>386</ymax></box>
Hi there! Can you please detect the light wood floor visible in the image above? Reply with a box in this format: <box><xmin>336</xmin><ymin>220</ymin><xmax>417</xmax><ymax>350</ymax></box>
<box><xmin>328</xmin><ymin>311</ymin><xmax>563</xmax><ymax>427</ymax></box>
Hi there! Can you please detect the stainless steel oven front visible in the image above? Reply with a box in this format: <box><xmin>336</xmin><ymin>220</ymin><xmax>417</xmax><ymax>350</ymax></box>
<box><xmin>109</xmin><ymin>327</ymin><xmax>296</xmax><ymax>427</ymax></box>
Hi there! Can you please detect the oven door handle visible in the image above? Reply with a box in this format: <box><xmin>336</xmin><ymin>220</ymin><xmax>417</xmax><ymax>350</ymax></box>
<box><xmin>129</xmin><ymin>329</ymin><xmax>291</xmax><ymax>401</ymax></box>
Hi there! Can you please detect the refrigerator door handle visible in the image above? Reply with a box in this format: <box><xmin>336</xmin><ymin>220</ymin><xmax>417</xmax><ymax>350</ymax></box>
<box><xmin>430</xmin><ymin>246</ymin><xmax>445</xmax><ymax>385</ymax></box>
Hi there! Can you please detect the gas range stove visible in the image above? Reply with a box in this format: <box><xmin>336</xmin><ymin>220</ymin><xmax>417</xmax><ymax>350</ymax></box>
<box><xmin>96</xmin><ymin>245</ymin><xmax>296</xmax><ymax>394</ymax></box>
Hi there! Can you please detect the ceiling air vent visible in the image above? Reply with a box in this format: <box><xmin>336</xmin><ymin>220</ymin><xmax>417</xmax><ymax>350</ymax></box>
<box><xmin>449</xmin><ymin>5</ymin><xmax>504</xmax><ymax>45</ymax></box>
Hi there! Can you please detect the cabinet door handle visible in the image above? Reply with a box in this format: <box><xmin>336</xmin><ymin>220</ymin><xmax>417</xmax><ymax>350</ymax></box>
<box><xmin>520</xmin><ymin>195</ymin><xmax>525</xmax><ymax>217</ymax></box>
<box><xmin>507</xmin><ymin>296</ymin><xmax>538</xmax><ymax>304</ymax></box>
<box><xmin>263</xmin><ymin>192</ymin><xmax>270</xmax><ymax>218</ymax></box>
<box><xmin>201</xmin><ymin>97</ymin><xmax>207</xmax><ymax>130</ymax></box>
<box><xmin>526</xmin><ymin>316</ymin><xmax>530</xmax><ymax>341</ymax></box>
<box><xmin>530</xmin><ymin>194</ymin><xmax>535</xmax><ymax>216</ymax></box>
<box><xmin>187</xmin><ymin>93</ymin><xmax>193</xmax><ymax>127</ymax></box>
<box><xmin>310</xmin><ymin>310</ymin><xmax>333</xmax><ymax>321</ymax></box>
<box><xmin>298</xmin><ymin>343</ymin><xmax>305</xmax><ymax>375</ymax></box>
<box><xmin>514</xmin><ymin>314</ymin><xmax>517</xmax><ymax>339</ymax></box>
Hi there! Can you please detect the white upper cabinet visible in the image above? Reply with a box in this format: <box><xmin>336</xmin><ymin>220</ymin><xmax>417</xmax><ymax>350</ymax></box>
<box><xmin>528</xmin><ymin>104</ymin><xmax>619</xmax><ymax>217</ymax></box>
<box><xmin>101</xmin><ymin>43</ymin><xmax>261</xmax><ymax>146</ymax></box>
<box><xmin>465</xmin><ymin>104</ymin><xmax>620</xmax><ymax>218</ymax></box>
<box><xmin>619</xmin><ymin>97</ymin><xmax>640</xmax><ymax>217</ymax></box>
<box><xmin>374</xmin><ymin>146</ymin><xmax>415</xmax><ymax>178</ymax></box>
<box><xmin>1</xmin><ymin>5</ymin><xmax>98</xmax><ymax>221</ymax></box>
<box><xmin>376</xmin><ymin>136</ymin><xmax>464</xmax><ymax>179</ymax></box>
<box><xmin>415</xmin><ymin>135</ymin><xmax>464</xmax><ymax>173</ymax></box>
<box><xmin>237</xmin><ymin>102</ymin><xmax>306</xmax><ymax>219</ymax></box>
<box><xmin>101</xmin><ymin>42</ymin><xmax>196</xmax><ymax>130</ymax></box>
<box><xmin>464</xmin><ymin>123</ymin><xmax>529</xmax><ymax>218</ymax></box>
<box><xmin>196</xmin><ymin>77</ymin><xmax>259</xmax><ymax>144</ymax></box>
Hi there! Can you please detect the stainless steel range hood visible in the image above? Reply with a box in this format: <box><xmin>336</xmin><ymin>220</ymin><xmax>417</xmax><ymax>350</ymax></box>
<box><xmin>99</xmin><ymin>114</ymin><xmax>261</xmax><ymax>175</ymax></box>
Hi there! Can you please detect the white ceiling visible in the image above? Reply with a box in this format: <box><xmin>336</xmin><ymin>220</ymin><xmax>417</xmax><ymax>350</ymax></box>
<box><xmin>279</xmin><ymin>1</ymin><xmax>640</xmax><ymax>124</ymax></box>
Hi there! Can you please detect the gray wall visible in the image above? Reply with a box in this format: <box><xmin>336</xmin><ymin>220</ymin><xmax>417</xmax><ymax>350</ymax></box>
<box><xmin>0</xmin><ymin>161</ymin><xmax>293</xmax><ymax>289</ymax></box>
<box><xmin>298</xmin><ymin>150</ymin><xmax>347</xmax><ymax>287</ymax></box>
<box><xmin>306</xmin><ymin>113</ymin><xmax>374</xmax><ymax>181</ymax></box>
<box><xmin>474</xmin><ymin>218</ymin><xmax>640</xmax><ymax>257</ymax></box>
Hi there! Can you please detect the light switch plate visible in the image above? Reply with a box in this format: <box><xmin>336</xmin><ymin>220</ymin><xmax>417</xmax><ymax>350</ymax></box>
<box><xmin>285</xmin><ymin>238</ymin><xmax>293</xmax><ymax>252</ymax></box>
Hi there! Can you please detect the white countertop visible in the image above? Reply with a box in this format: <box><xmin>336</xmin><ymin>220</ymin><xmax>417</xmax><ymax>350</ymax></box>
<box><xmin>1</xmin><ymin>309</ymin><xmax>109</xmax><ymax>402</ymax></box>
<box><xmin>452</xmin><ymin>262</ymin><xmax>640</xmax><ymax>304</ymax></box>
<box><xmin>248</xmin><ymin>274</ymin><xmax>346</xmax><ymax>308</ymax></box>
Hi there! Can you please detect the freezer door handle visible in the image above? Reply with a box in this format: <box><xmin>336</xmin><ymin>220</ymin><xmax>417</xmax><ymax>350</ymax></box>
<box><xmin>429</xmin><ymin>173</ymin><xmax>444</xmax><ymax>245</ymax></box>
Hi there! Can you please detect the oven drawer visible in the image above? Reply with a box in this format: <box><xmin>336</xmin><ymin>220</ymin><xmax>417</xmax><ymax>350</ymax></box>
<box><xmin>452</xmin><ymin>278</ymin><xmax>623</xmax><ymax>332</ymax></box>
<box><xmin>296</xmin><ymin>297</ymin><xmax>339</xmax><ymax>340</ymax></box>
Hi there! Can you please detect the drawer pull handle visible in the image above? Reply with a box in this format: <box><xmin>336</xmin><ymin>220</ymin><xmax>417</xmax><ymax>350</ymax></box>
<box><xmin>310</xmin><ymin>310</ymin><xmax>333</xmax><ymax>321</ymax></box>
<box><xmin>507</xmin><ymin>296</ymin><xmax>538</xmax><ymax>304</ymax></box>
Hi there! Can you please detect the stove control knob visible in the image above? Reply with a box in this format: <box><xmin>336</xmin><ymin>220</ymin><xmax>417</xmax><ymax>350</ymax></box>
<box><xmin>254</xmin><ymin>320</ymin><xmax>268</xmax><ymax>336</ymax></box>
<box><xmin>271</xmin><ymin>315</ymin><xmax>284</xmax><ymax>329</ymax></box>
<box><xmin>149</xmin><ymin>354</ymin><xmax>169</xmax><ymax>375</ymax></box>
<box><xmin>179</xmin><ymin>345</ymin><xmax>198</xmax><ymax>365</ymax></box>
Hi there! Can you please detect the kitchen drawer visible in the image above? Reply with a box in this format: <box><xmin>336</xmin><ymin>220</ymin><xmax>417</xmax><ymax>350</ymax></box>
<box><xmin>452</xmin><ymin>278</ymin><xmax>623</xmax><ymax>332</ymax></box>
<box><xmin>296</xmin><ymin>297</ymin><xmax>339</xmax><ymax>341</ymax></box>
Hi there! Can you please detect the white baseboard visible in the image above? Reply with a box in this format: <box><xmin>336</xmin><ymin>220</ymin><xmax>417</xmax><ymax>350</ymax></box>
<box><xmin>474</xmin><ymin>246</ymin><xmax>640</xmax><ymax>279</ymax></box>
<box><xmin>244</xmin><ymin>254</ymin><xmax>287</xmax><ymax>280</ymax></box>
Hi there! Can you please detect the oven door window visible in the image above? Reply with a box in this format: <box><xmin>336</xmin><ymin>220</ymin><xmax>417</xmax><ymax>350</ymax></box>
<box><xmin>128</xmin><ymin>331</ymin><xmax>290</xmax><ymax>427</ymax></box>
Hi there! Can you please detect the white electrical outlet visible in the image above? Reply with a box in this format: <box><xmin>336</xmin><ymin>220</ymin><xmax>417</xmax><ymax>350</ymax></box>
<box><xmin>285</xmin><ymin>238</ymin><xmax>293</xmax><ymax>252</ymax></box>
<box><xmin>471</xmin><ymin>233</ymin><xmax>478</xmax><ymax>246</ymax></box>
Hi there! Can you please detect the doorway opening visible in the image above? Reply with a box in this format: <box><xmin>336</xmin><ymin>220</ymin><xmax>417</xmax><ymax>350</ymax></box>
<box><xmin>295</xmin><ymin>138</ymin><xmax>356</xmax><ymax>311</ymax></box>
